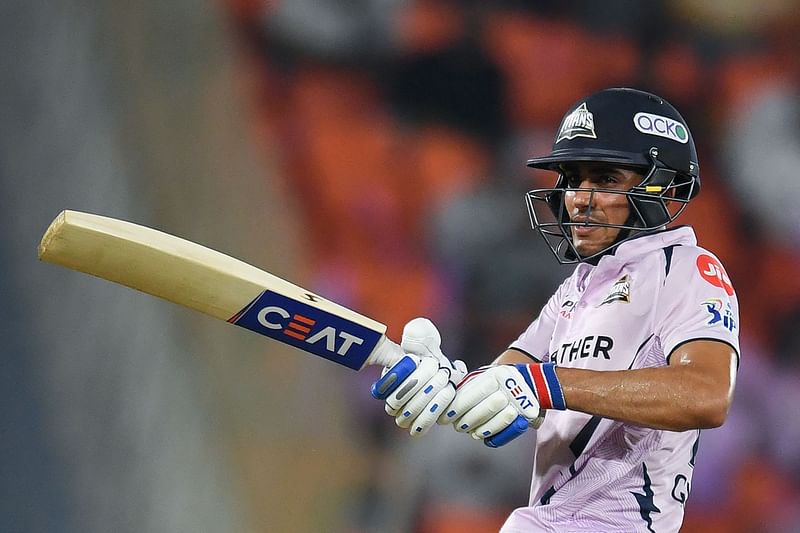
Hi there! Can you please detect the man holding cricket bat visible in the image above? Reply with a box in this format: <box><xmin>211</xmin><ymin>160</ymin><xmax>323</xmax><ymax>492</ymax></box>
<box><xmin>373</xmin><ymin>88</ymin><xmax>739</xmax><ymax>532</ymax></box>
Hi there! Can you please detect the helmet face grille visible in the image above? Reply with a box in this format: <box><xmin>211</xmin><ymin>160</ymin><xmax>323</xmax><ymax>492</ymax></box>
<box><xmin>525</xmin><ymin>164</ymin><xmax>696</xmax><ymax>264</ymax></box>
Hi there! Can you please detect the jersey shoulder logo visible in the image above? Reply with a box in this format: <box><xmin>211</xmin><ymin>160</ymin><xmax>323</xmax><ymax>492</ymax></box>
<box><xmin>600</xmin><ymin>274</ymin><xmax>631</xmax><ymax>306</ymax></box>
<box><xmin>701</xmin><ymin>298</ymin><xmax>737</xmax><ymax>333</ymax></box>
<box><xmin>556</xmin><ymin>102</ymin><xmax>597</xmax><ymax>143</ymax></box>
<box><xmin>559</xmin><ymin>299</ymin><xmax>577</xmax><ymax>319</ymax></box>
<box><xmin>696</xmin><ymin>254</ymin><xmax>734</xmax><ymax>296</ymax></box>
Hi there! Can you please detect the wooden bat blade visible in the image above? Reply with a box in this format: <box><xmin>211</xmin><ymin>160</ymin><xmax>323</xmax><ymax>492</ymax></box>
<box><xmin>38</xmin><ymin>210</ymin><xmax>401</xmax><ymax>369</ymax></box>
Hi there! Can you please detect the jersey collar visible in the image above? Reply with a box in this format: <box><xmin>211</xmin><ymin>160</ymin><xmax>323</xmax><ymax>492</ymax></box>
<box><xmin>597</xmin><ymin>226</ymin><xmax>696</xmax><ymax>265</ymax></box>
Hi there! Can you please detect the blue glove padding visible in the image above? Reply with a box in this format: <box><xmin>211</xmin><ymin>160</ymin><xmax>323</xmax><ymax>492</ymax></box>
<box><xmin>484</xmin><ymin>415</ymin><xmax>529</xmax><ymax>448</ymax></box>
<box><xmin>371</xmin><ymin>355</ymin><xmax>418</xmax><ymax>400</ymax></box>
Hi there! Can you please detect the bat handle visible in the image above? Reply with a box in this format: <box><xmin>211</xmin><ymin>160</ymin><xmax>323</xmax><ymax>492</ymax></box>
<box><xmin>364</xmin><ymin>335</ymin><xmax>405</xmax><ymax>368</ymax></box>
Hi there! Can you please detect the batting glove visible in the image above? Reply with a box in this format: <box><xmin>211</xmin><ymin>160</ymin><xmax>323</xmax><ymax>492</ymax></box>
<box><xmin>442</xmin><ymin>363</ymin><xmax>565</xmax><ymax>447</ymax></box>
<box><xmin>371</xmin><ymin>318</ymin><xmax>467</xmax><ymax>437</ymax></box>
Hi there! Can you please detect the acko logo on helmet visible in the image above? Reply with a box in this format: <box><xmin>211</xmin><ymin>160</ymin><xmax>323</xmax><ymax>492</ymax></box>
<box><xmin>634</xmin><ymin>112</ymin><xmax>689</xmax><ymax>144</ymax></box>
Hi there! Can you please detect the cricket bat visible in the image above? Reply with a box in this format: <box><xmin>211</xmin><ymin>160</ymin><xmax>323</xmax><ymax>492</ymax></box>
<box><xmin>38</xmin><ymin>210</ymin><xmax>404</xmax><ymax>371</ymax></box>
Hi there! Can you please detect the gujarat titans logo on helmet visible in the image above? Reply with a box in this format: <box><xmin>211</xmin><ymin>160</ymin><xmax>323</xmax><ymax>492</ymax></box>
<box><xmin>556</xmin><ymin>103</ymin><xmax>597</xmax><ymax>143</ymax></box>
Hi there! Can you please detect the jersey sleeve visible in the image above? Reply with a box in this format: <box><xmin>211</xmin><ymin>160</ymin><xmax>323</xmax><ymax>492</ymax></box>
<box><xmin>508</xmin><ymin>277</ymin><xmax>570</xmax><ymax>362</ymax></box>
<box><xmin>656</xmin><ymin>247</ymin><xmax>740</xmax><ymax>363</ymax></box>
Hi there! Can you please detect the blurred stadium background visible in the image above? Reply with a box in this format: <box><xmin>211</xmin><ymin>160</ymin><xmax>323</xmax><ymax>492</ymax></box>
<box><xmin>3</xmin><ymin>0</ymin><xmax>800</xmax><ymax>531</ymax></box>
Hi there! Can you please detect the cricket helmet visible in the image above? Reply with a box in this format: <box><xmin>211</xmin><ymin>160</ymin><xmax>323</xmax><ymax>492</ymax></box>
<box><xmin>525</xmin><ymin>88</ymin><xmax>700</xmax><ymax>264</ymax></box>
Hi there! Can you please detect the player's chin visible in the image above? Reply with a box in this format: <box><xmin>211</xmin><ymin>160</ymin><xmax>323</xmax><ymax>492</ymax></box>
<box><xmin>572</xmin><ymin>237</ymin><xmax>610</xmax><ymax>258</ymax></box>
<box><xmin>575</xmin><ymin>245</ymin><xmax>597</xmax><ymax>258</ymax></box>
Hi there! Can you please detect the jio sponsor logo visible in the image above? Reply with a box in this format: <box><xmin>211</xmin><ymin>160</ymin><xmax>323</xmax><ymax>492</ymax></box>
<box><xmin>696</xmin><ymin>254</ymin><xmax>734</xmax><ymax>296</ymax></box>
<box><xmin>633</xmin><ymin>112</ymin><xmax>689</xmax><ymax>144</ymax></box>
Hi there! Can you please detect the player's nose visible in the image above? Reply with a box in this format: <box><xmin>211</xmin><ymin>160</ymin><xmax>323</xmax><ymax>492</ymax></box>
<box><xmin>569</xmin><ymin>186</ymin><xmax>594</xmax><ymax>209</ymax></box>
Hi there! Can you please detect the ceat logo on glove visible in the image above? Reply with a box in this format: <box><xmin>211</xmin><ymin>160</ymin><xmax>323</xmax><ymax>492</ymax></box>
<box><xmin>505</xmin><ymin>377</ymin><xmax>536</xmax><ymax>410</ymax></box>
<box><xmin>696</xmin><ymin>254</ymin><xmax>734</xmax><ymax>296</ymax></box>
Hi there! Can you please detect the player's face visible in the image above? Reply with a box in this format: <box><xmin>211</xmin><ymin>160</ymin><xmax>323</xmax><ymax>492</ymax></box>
<box><xmin>562</xmin><ymin>163</ymin><xmax>644</xmax><ymax>257</ymax></box>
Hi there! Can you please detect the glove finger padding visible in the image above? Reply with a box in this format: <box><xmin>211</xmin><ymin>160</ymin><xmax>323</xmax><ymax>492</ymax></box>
<box><xmin>438</xmin><ymin>369</ymin><xmax>499</xmax><ymax>424</ymax></box>
<box><xmin>405</xmin><ymin>384</ymin><xmax>456</xmax><ymax>437</ymax></box>
<box><xmin>470</xmin><ymin>405</ymin><xmax>520</xmax><ymax>439</ymax></box>
<box><xmin>394</xmin><ymin>366</ymin><xmax>449</xmax><ymax>428</ymax></box>
<box><xmin>453</xmin><ymin>390</ymin><xmax>508</xmax><ymax>433</ymax></box>
<box><xmin>384</xmin><ymin>356</ymin><xmax>438</xmax><ymax>415</ymax></box>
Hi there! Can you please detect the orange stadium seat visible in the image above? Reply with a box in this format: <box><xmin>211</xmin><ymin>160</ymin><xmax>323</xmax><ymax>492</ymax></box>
<box><xmin>482</xmin><ymin>13</ymin><xmax>638</xmax><ymax>128</ymax></box>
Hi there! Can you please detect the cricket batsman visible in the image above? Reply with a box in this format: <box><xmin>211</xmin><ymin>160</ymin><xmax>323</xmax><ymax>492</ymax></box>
<box><xmin>373</xmin><ymin>88</ymin><xmax>739</xmax><ymax>532</ymax></box>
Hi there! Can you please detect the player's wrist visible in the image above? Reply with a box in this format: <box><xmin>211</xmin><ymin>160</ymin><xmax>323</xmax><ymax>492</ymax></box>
<box><xmin>514</xmin><ymin>363</ymin><xmax>567</xmax><ymax>410</ymax></box>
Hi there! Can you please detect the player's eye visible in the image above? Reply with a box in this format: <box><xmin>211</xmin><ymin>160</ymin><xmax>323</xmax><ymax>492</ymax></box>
<box><xmin>599</xmin><ymin>175</ymin><xmax>619</xmax><ymax>186</ymax></box>
<box><xmin>565</xmin><ymin>175</ymin><xmax>582</xmax><ymax>188</ymax></box>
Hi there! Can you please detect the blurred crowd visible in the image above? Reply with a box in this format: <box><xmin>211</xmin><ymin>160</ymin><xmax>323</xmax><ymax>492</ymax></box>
<box><xmin>224</xmin><ymin>1</ymin><xmax>800</xmax><ymax>531</ymax></box>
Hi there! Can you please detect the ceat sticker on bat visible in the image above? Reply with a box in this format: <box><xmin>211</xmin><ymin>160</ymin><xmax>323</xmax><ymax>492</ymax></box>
<box><xmin>696</xmin><ymin>254</ymin><xmax>734</xmax><ymax>296</ymax></box>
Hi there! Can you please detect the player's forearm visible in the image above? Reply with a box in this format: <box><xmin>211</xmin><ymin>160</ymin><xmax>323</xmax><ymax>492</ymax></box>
<box><xmin>556</xmin><ymin>363</ymin><xmax>732</xmax><ymax>431</ymax></box>
<box><xmin>492</xmin><ymin>345</ymin><xmax>736</xmax><ymax>431</ymax></box>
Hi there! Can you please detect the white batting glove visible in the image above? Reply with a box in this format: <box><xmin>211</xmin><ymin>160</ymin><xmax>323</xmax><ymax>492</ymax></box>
<box><xmin>442</xmin><ymin>365</ymin><xmax>550</xmax><ymax>447</ymax></box>
<box><xmin>370</xmin><ymin>318</ymin><xmax>467</xmax><ymax>437</ymax></box>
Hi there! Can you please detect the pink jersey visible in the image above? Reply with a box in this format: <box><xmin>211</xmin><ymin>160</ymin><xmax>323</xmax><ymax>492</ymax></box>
<box><xmin>502</xmin><ymin>226</ymin><xmax>740</xmax><ymax>533</ymax></box>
